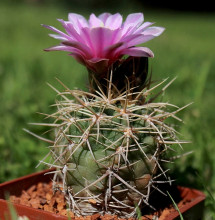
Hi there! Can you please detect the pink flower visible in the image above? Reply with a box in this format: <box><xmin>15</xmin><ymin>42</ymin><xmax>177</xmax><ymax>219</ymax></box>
<box><xmin>43</xmin><ymin>13</ymin><xmax>164</xmax><ymax>74</ymax></box>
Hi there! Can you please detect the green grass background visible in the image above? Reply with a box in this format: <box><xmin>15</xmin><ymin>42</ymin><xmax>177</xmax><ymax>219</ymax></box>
<box><xmin>0</xmin><ymin>1</ymin><xmax>214</xmax><ymax>218</ymax></box>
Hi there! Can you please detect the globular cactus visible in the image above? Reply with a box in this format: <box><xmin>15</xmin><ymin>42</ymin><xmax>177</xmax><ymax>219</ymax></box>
<box><xmin>31</xmin><ymin>70</ymin><xmax>188</xmax><ymax>217</ymax></box>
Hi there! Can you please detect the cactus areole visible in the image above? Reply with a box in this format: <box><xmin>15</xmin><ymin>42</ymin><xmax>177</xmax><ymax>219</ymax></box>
<box><xmin>36</xmin><ymin>12</ymin><xmax>188</xmax><ymax>218</ymax></box>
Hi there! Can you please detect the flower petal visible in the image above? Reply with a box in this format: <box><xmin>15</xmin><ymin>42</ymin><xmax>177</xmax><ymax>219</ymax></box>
<box><xmin>142</xmin><ymin>26</ymin><xmax>165</xmax><ymax>36</ymax></box>
<box><xmin>103</xmin><ymin>42</ymin><xmax>124</xmax><ymax>58</ymax></box>
<box><xmin>79</xmin><ymin>27</ymin><xmax>95</xmax><ymax>52</ymax></box>
<box><xmin>57</xmin><ymin>19</ymin><xmax>82</xmax><ymax>42</ymax></box>
<box><xmin>86</xmin><ymin>58</ymin><xmax>109</xmax><ymax>74</ymax></box>
<box><xmin>48</xmin><ymin>34</ymin><xmax>67</xmax><ymax>41</ymax></box>
<box><xmin>124</xmin><ymin>13</ymin><xmax>144</xmax><ymax>26</ymax></box>
<box><xmin>89</xmin><ymin>13</ymin><xmax>104</xmax><ymax>28</ymax></box>
<box><xmin>68</xmin><ymin>52</ymin><xmax>86</xmax><ymax>65</ymax></box>
<box><xmin>123</xmin><ymin>27</ymin><xmax>165</xmax><ymax>46</ymax></box>
<box><xmin>120</xmin><ymin>34</ymin><xmax>143</xmax><ymax>46</ymax></box>
<box><xmin>62</xmin><ymin>41</ymin><xmax>93</xmax><ymax>58</ymax></box>
<box><xmin>120</xmin><ymin>47</ymin><xmax>154</xmax><ymax>57</ymax></box>
<box><xmin>58</xmin><ymin>19</ymin><xmax>96</xmax><ymax>50</ymax></box>
<box><xmin>44</xmin><ymin>45</ymin><xmax>69</xmax><ymax>52</ymax></box>
<box><xmin>134</xmin><ymin>22</ymin><xmax>154</xmax><ymax>34</ymax></box>
<box><xmin>98</xmin><ymin>13</ymin><xmax>111</xmax><ymax>23</ymax></box>
<box><xmin>42</xmin><ymin>24</ymin><xmax>73</xmax><ymax>40</ymax></box>
<box><xmin>105</xmin><ymin>13</ymin><xmax>123</xmax><ymax>30</ymax></box>
<box><xmin>68</xmin><ymin>13</ymin><xmax>88</xmax><ymax>33</ymax></box>
<box><xmin>88</xmin><ymin>27</ymin><xmax>114</xmax><ymax>57</ymax></box>
<box><xmin>121</xmin><ymin>13</ymin><xmax>144</xmax><ymax>36</ymax></box>
<box><xmin>46</xmin><ymin>45</ymin><xmax>88</xmax><ymax>65</ymax></box>
<box><xmin>122</xmin><ymin>33</ymin><xmax>160</xmax><ymax>47</ymax></box>
<box><xmin>45</xmin><ymin>40</ymin><xmax>93</xmax><ymax>59</ymax></box>
<box><xmin>44</xmin><ymin>45</ymin><xmax>86</xmax><ymax>56</ymax></box>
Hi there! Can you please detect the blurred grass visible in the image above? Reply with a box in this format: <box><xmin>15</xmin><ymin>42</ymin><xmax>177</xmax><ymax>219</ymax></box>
<box><xmin>0</xmin><ymin>1</ymin><xmax>215</xmax><ymax>218</ymax></box>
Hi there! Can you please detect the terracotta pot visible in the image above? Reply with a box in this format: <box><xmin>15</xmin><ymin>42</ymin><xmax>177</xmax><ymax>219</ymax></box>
<box><xmin>0</xmin><ymin>169</ymin><xmax>205</xmax><ymax>220</ymax></box>
<box><xmin>164</xmin><ymin>186</ymin><xmax>205</xmax><ymax>220</ymax></box>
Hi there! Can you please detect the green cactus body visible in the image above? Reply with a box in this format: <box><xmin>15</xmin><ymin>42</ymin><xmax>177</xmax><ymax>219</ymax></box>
<box><xmin>36</xmin><ymin>75</ymin><xmax>187</xmax><ymax>217</ymax></box>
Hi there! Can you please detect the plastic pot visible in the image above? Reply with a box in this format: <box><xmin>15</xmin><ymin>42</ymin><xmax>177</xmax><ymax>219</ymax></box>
<box><xmin>0</xmin><ymin>169</ymin><xmax>205</xmax><ymax>220</ymax></box>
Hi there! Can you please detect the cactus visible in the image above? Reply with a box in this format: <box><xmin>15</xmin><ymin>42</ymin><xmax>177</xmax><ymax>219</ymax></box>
<box><xmin>31</xmin><ymin>64</ymin><xmax>188</xmax><ymax>217</ymax></box>
<box><xmin>29</xmin><ymin>12</ymin><xmax>189</xmax><ymax>218</ymax></box>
